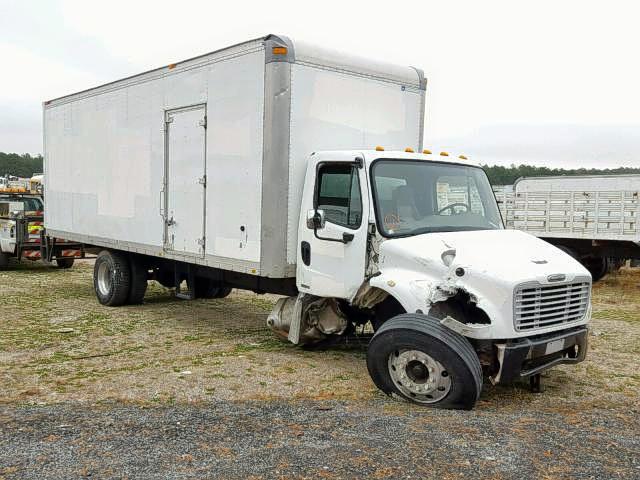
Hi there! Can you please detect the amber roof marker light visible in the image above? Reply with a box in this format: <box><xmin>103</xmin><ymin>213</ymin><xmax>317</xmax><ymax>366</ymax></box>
<box><xmin>405</xmin><ymin>147</ymin><xmax>414</xmax><ymax>153</ymax></box>
<box><xmin>272</xmin><ymin>46</ymin><xmax>288</xmax><ymax>55</ymax></box>
<box><xmin>375</xmin><ymin>146</ymin><xmax>385</xmax><ymax>151</ymax></box>
<box><xmin>422</xmin><ymin>149</ymin><xmax>432</xmax><ymax>154</ymax></box>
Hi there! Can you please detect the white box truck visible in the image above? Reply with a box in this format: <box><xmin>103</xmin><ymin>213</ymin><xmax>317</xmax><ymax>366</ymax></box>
<box><xmin>44</xmin><ymin>35</ymin><xmax>591</xmax><ymax>409</ymax></box>
<box><xmin>501</xmin><ymin>175</ymin><xmax>640</xmax><ymax>281</ymax></box>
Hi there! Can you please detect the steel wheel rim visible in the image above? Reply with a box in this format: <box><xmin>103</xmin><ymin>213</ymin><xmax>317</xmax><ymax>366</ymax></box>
<box><xmin>97</xmin><ymin>261</ymin><xmax>112</xmax><ymax>296</ymax></box>
<box><xmin>388</xmin><ymin>349</ymin><xmax>451</xmax><ymax>403</ymax></box>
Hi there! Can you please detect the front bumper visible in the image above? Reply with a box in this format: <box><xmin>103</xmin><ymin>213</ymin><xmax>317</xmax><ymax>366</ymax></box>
<box><xmin>491</xmin><ymin>326</ymin><xmax>588</xmax><ymax>384</ymax></box>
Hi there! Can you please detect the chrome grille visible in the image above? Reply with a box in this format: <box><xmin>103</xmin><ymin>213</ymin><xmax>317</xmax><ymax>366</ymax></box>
<box><xmin>514</xmin><ymin>278</ymin><xmax>591</xmax><ymax>331</ymax></box>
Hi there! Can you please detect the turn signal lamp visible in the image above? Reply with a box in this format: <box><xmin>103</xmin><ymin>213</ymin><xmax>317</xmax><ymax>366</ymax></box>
<box><xmin>375</xmin><ymin>146</ymin><xmax>385</xmax><ymax>151</ymax></box>
<box><xmin>272</xmin><ymin>46</ymin><xmax>288</xmax><ymax>55</ymax></box>
<box><xmin>440</xmin><ymin>151</ymin><xmax>449</xmax><ymax>156</ymax></box>
<box><xmin>422</xmin><ymin>149</ymin><xmax>432</xmax><ymax>154</ymax></box>
<box><xmin>405</xmin><ymin>147</ymin><xmax>414</xmax><ymax>153</ymax></box>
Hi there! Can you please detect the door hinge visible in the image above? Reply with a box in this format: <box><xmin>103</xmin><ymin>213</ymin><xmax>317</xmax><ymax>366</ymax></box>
<box><xmin>199</xmin><ymin>116</ymin><xmax>207</xmax><ymax>128</ymax></box>
<box><xmin>197</xmin><ymin>175</ymin><xmax>207</xmax><ymax>186</ymax></box>
<box><xmin>166</xmin><ymin>117</ymin><xmax>174</xmax><ymax>124</ymax></box>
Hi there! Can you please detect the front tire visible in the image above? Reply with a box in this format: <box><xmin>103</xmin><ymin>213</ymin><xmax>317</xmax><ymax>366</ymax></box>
<box><xmin>93</xmin><ymin>250</ymin><xmax>131</xmax><ymax>306</ymax></box>
<box><xmin>367</xmin><ymin>314</ymin><xmax>482</xmax><ymax>410</ymax></box>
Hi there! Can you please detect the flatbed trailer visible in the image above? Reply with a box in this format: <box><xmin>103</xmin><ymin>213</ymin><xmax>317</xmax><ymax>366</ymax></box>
<box><xmin>498</xmin><ymin>174</ymin><xmax>640</xmax><ymax>280</ymax></box>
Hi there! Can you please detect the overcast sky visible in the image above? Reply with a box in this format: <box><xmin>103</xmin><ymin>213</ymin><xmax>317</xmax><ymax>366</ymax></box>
<box><xmin>0</xmin><ymin>0</ymin><xmax>638</xmax><ymax>168</ymax></box>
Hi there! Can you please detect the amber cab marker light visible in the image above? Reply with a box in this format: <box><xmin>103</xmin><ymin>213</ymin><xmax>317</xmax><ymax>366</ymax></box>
<box><xmin>459</xmin><ymin>154</ymin><xmax>468</xmax><ymax>160</ymax></box>
<box><xmin>405</xmin><ymin>147</ymin><xmax>414</xmax><ymax>153</ymax></box>
<box><xmin>375</xmin><ymin>146</ymin><xmax>385</xmax><ymax>151</ymax></box>
<box><xmin>422</xmin><ymin>149</ymin><xmax>432</xmax><ymax>154</ymax></box>
<box><xmin>440</xmin><ymin>151</ymin><xmax>449</xmax><ymax>156</ymax></box>
<box><xmin>272</xmin><ymin>46</ymin><xmax>288</xmax><ymax>55</ymax></box>
<box><xmin>168</xmin><ymin>63</ymin><xmax>177</xmax><ymax>70</ymax></box>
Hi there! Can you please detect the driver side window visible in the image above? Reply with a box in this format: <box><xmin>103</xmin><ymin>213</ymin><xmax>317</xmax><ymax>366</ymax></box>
<box><xmin>316</xmin><ymin>163</ymin><xmax>362</xmax><ymax>229</ymax></box>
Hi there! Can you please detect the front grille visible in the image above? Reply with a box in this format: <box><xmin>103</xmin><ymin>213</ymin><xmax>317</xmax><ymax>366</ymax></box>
<box><xmin>514</xmin><ymin>278</ymin><xmax>591</xmax><ymax>332</ymax></box>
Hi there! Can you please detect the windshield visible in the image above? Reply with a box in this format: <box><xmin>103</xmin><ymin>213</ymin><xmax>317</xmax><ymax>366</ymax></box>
<box><xmin>371</xmin><ymin>160</ymin><xmax>503</xmax><ymax>237</ymax></box>
<box><xmin>0</xmin><ymin>196</ymin><xmax>43</xmax><ymax>213</ymax></box>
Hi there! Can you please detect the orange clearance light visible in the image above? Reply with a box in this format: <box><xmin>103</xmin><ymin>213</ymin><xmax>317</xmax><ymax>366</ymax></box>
<box><xmin>168</xmin><ymin>63</ymin><xmax>177</xmax><ymax>70</ymax></box>
<box><xmin>440</xmin><ymin>151</ymin><xmax>449</xmax><ymax>156</ymax></box>
<box><xmin>405</xmin><ymin>147</ymin><xmax>414</xmax><ymax>153</ymax></box>
<box><xmin>422</xmin><ymin>149</ymin><xmax>432</xmax><ymax>154</ymax></box>
<box><xmin>272</xmin><ymin>46</ymin><xmax>288</xmax><ymax>55</ymax></box>
<box><xmin>375</xmin><ymin>146</ymin><xmax>385</xmax><ymax>151</ymax></box>
<box><xmin>458</xmin><ymin>154</ymin><xmax>468</xmax><ymax>160</ymax></box>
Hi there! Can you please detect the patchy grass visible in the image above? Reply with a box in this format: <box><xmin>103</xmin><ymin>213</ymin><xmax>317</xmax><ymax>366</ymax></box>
<box><xmin>0</xmin><ymin>262</ymin><xmax>639</xmax><ymax>413</ymax></box>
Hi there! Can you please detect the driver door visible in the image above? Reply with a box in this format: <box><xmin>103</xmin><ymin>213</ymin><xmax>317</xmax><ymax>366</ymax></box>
<box><xmin>296</xmin><ymin>153</ymin><xmax>370</xmax><ymax>300</ymax></box>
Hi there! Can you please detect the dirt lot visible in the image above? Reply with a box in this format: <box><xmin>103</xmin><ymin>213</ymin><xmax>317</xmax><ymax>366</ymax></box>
<box><xmin>1</xmin><ymin>262</ymin><xmax>639</xmax><ymax>478</ymax></box>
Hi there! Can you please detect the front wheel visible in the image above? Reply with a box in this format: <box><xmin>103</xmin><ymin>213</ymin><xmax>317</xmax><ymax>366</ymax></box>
<box><xmin>367</xmin><ymin>314</ymin><xmax>483</xmax><ymax>410</ymax></box>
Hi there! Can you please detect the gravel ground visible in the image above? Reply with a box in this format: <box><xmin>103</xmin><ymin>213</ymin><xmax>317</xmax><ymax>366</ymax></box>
<box><xmin>1</xmin><ymin>263</ymin><xmax>639</xmax><ymax>478</ymax></box>
<box><xmin>1</xmin><ymin>399</ymin><xmax>639</xmax><ymax>480</ymax></box>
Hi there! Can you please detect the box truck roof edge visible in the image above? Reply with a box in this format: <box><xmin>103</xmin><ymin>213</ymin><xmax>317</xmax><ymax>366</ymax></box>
<box><xmin>43</xmin><ymin>34</ymin><xmax>426</xmax><ymax>107</ymax></box>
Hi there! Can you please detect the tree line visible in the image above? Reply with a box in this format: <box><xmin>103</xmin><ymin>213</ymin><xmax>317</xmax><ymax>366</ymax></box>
<box><xmin>0</xmin><ymin>152</ymin><xmax>43</xmax><ymax>178</ymax></box>
<box><xmin>1</xmin><ymin>151</ymin><xmax>638</xmax><ymax>185</ymax></box>
<box><xmin>482</xmin><ymin>164</ymin><xmax>640</xmax><ymax>186</ymax></box>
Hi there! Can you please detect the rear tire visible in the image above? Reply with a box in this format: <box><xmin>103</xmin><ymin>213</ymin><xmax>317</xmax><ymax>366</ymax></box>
<box><xmin>127</xmin><ymin>255</ymin><xmax>148</xmax><ymax>305</ymax></box>
<box><xmin>93</xmin><ymin>250</ymin><xmax>131</xmax><ymax>306</ymax></box>
<box><xmin>0</xmin><ymin>252</ymin><xmax>9</xmax><ymax>270</ymax></box>
<box><xmin>367</xmin><ymin>313</ymin><xmax>482</xmax><ymax>410</ymax></box>
<box><xmin>55</xmin><ymin>258</ymin><xmax>75</xmax><ymax>269</ymax></box>
<box><xmin>584</xmin><ymin>256</ymin><xmax>608</xmax><ymax>282</ymax></box>
<box><xmin>191</xmin><ymin>277</ymin><xmax>232</xmax><ymax>299</ymax></box>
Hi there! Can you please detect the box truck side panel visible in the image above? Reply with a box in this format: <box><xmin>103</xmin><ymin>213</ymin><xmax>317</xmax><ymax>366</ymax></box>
<box><xmin>286</xmin><ymin>63</ymin><xmax>424</xmax><ymax>263</ymax></box>
<box><xmin>45</xmin><ymin>45</ymin><xmax>267</xmax><ymax>270</ymax></box>
<box><xmin>205</xmin><ymin>49</ymin><xmax>265</xmax><ymax>264</ymax></box>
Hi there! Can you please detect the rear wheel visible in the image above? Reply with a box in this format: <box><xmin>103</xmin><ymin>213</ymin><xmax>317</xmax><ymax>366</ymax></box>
<box><xmin>367</xmin><ymin>313</ymin><xmax>482</xmax><ymax>410</ymax></box>
<box><xmin>93</xmin><ymin>250</ymin><xmax>131</xmax><ymax>306</ymax></box>
<box><xmin>583</xmin><ymin>255</ymin><xmax>608</xmax><ymax>282</ymax></box>
<box><xmin>191</xmin><ymin>277</ymin><xmax>232</xmax><ymax>299</ymax></box>
<box><xmin>0</xmin><ymin>252</ymin><xmax>9</xmax><ymax>270</ymax></box>
<box><xmin>127</xmin><ymin>255</ymin><xmax>148</xmax><ymax>305</ymax></box>
<box><xmin>55</xmin><ymin>258</ymin><xmax>75</xmax><ymax>269</ymax></box>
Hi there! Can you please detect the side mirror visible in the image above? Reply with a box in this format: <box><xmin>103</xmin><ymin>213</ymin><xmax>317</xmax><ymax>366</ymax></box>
<box><xmin>306</xmin><ymin>209</ymin><xmax>325</xmax><ymax>230</ymax></box>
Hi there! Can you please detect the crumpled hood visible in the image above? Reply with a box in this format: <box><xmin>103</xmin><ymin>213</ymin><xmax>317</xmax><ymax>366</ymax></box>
<box><xmin>379</xmin><ymin>229</ymin><xmax>591</xmax><ymax>286</ymax></box>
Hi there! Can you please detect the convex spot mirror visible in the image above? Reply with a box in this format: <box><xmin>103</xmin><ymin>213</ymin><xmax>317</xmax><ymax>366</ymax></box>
<box><xmin>306</xmin><ymin>209</ymin><xmax>325</xmax><ymax>230</ymax></box>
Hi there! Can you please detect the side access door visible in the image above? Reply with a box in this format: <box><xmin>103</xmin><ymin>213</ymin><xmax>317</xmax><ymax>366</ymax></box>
<box><xmin>296</xmin><ymin>153</ymin><xmax>370</xmax><ymax>300</ymax></box>
<box><xmin>163</xmin><ymin>105</ymin><xmax>207</xmax><ymax>256</ymax></box>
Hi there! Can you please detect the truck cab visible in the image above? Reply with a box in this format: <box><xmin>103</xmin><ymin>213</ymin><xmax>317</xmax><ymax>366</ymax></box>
<box><xmin>271</xmin><ymin>149</ymin><xmax>592</xmax><ymax>408</ymax></box>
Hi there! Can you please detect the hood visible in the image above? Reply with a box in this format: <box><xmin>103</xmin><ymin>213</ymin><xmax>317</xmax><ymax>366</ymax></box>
<box><xmin>379</xmin><ymin>229</ymin><xmax>591</xmax><ymax>286</ymax></box>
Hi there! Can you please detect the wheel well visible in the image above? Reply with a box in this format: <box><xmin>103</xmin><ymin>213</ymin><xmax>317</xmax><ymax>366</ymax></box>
<box><xmin>427</xmin><ymin>290</ymin><xmax>491</xmax><ymax>325</ymax></box>
<box><xmin>372</xmin><ymin>295</ymin><xmax>406</xmax><ymax>330</ymax></box>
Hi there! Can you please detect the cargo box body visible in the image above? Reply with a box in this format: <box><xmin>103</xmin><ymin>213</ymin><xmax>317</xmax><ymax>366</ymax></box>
<box><xmin>44</xmin><ymin>35</ymin><xmax>425</xmax><ymax>278</ymax></box>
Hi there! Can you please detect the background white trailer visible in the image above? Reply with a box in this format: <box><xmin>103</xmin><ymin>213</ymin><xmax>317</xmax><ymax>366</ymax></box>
<box><xmin>44</xmin><ymin>35</ymin><xmax>426</xmax><ymax>286</ymax></box>
<box><xmin>498</xmin><ymin>174</ymin><xmax>640</xmax><ymax>280</ymax></box>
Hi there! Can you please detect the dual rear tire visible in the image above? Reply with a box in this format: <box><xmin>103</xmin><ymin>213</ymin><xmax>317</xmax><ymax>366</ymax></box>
<box><xmin>94</xmin><ymin>250</ymin><xmax>232</xmax><ymax>306</ymax></box>
<box><xmin>367</xmin><ymin>314</ymin><xmax>483</xmax><ymax>410</ymax></box>
<box><xmin>94</xmin><ymin>250</ymin><xmax>144</xmax><ymax>306</ymax></box>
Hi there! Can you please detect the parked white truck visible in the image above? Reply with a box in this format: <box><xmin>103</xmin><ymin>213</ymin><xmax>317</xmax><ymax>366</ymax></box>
<box><xmin>498</xmin><ymin>174</ymin><xmax>640</xmax><ymax>281</ymax></box>
<box><xmin>44</xmin><ymin>35</ymin><xmax>591</xmax><ymax>409</ymax></box>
